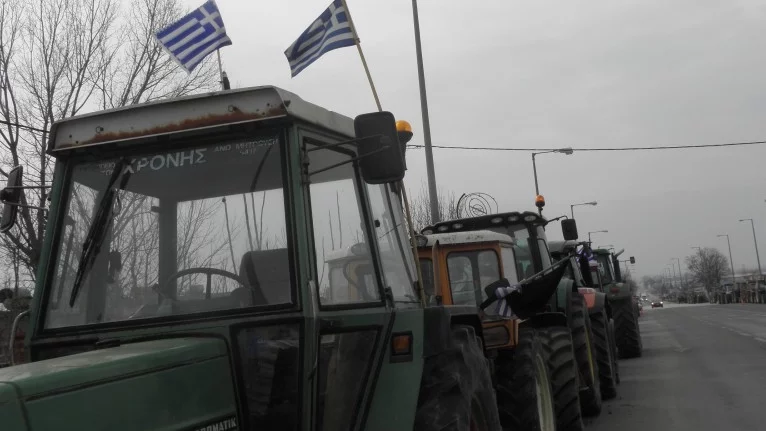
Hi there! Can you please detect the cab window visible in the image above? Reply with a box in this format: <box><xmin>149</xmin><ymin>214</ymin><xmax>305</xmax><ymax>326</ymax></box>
<box><xmin>446</xmin><ymin>250</ymin><xmax>501</xmax><ymax>306</ymax></box>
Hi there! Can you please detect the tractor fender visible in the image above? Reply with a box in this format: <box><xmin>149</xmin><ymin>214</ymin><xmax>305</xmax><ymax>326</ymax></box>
<box><xmin>520</xmin><ymin>311</ymin><xmax>568</xmax><ymax>329</ymax></box>
<box><xmin>422</xmin><ymin>305</ymin><xmax>484</xmax><ymax>357</ymax></box>
<box><xmin>578</xmin><ymin>288</ymin><xmax>606</xmax><ymax>314</ymax></box>
<box><xmin>605</xmin><ymin>282</ymin><xmax>632</xmax><ymax>300</ymax></box>
<box><xmin>556</xmin><ymin>277</ymin><xmax>575</xmax><ymax>325</ymax></box>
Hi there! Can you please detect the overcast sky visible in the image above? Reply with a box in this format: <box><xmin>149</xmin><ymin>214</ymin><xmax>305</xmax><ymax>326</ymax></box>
<box><xmin>186</xmin><ymin>0</ymin><xmax>766</xmax><ymax>283</ymax></box>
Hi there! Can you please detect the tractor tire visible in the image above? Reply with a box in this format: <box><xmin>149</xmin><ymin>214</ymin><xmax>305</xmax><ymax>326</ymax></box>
<box><xmin>613</xmin><ymin>298</ymin><xmax>642</xmax><ymax>359</ymax></box>
<box><xmin>496</xmin><ymin>326</ymin><xmax>556</xmax><ymax>431</ymax></box>
<box><xmin>570</xmin><ymin>295</ymin><xmax>602</xmax><ymax>416</ymax></box>
<box><xmin>414</xmin><ymin>325</ymin><xmax>502</xmax><ymax>431</ymax></box>
<box><xmin>539</xmin><ymin>325</ymin><xmax>584</xmax><ymax>431</ymax></box>
<box><xmin>590</xmin><ymin>310</ymin><xmax>618</xmax><ymax>400</ymax></box>
<box><xmin>608</xmin><ymin>318</ymin><xmax>620</xmax><ymax>385</ymax></box>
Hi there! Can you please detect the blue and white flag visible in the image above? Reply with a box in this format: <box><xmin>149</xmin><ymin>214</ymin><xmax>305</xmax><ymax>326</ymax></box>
<box><xmin>155</xmin><ymin>0</ymin><xmax>232</xmax><ymax>73</ymax></box>
<box><xmin>495</xmin><ymin>283</ymin><xmax>521</xmax><ymax>319</ymax></box>
<box><xmin>284</xmin><ymin>0</ymin><xmax>356</xmax><ymax>77</ymax></box>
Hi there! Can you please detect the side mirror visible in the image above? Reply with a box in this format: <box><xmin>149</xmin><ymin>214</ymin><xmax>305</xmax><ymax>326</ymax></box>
<box><xmin>353</xmin><ymin>112</ymin><xmax>405</xmax><ymax>184</ymax></box>
<box><xmin>630</xmin><ymin>256</ymin><xmax>635</xmax><ymax>264</ymax></box>
<box><xmin>0</xmin><ymin>166</ymin><xmax>23</xmax><ymax>233</ymax></box>
<box><xmin>561</xmin><ymin>219</ymin><xmax>578</xmax><ymax>241</ymax></box>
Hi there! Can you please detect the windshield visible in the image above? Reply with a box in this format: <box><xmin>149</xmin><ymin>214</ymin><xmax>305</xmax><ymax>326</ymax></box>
<box><xmin>594</xmin><ymin>254</ymin><xmax>614</xmax><ymax>285</ymax></box>
<box><xmin>45</xmin><ymin>132</ymin><xmax>291</xmax><ymax>329</ymax></box>
<box><xmin>503</xmin><ymin>224</ymin><xmax>534</xmax><ymax>279</ymax></box>
<box><xmin>446</xmin><ymin>249</ymin><xmax>500</xmax><ymax>306</ymax></box>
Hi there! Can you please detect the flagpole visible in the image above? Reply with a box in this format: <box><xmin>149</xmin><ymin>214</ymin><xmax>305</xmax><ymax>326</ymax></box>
<box><xmin>340</xmin><ymin>0</ymin><xmax>382</xmax><ymax>112</ymax></box>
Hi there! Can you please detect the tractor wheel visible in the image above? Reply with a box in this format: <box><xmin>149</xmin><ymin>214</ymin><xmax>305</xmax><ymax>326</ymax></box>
<box><xmin>608</xmin><ymin>318</ymin><xmax>620</xmax><ymax>384</ymax></box>
<box><xmin>539</xmin><ymin>325</ymin><xmax>584</xmax><ymax>431</ymax></box>
<box><xmin>570</xmin><ymin>295</ymin><xmax>602</xmax><ymax>416</ymax></box>
<box><xmin>613</xmin><ymin>298</ymin><xmax>642</xmax><ymax>359</ymax></box>
<box><xmin>496</xmin><ymin>326</ymin><xmax>556</xmax><ymax>431</ymax></box>
<box><xmin>414</xmin><ymin>325</ymin><xmax>502</xmax><ymax>431</ymax></box>
<box><xmin>590</xmin><ymin>310</ymin><xmax>618</xmax><ymax>400</ymax></box>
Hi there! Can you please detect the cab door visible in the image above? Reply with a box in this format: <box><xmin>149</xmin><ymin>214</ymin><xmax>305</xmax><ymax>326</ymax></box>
<box><xmin>301</xmin><ymin>130</ymin><xmax>395</xmax><ymax>431</ymax></box>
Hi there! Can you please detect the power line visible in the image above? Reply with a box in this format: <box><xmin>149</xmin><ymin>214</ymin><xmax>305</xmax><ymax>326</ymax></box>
<box><xmin>408</xmin><ymin>140</ymin><xmax>766</xmax><ymax>152</ymax></box>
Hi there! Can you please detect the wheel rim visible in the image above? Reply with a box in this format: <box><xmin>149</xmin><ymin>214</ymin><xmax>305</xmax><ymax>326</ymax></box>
<box><xmin>534</xmin><ymin>352</ymin><xmax>557</xmax><ymax>431</ymax></box>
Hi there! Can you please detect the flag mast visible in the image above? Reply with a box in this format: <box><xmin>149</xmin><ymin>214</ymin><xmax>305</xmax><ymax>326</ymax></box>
<box><xmin>340</xmin><ymin>0</ymin><xmax>382</xmax><ymax>112</ymax></box>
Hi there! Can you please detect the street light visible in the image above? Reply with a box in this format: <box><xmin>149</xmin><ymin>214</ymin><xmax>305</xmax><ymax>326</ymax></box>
<box><xmin>672</xmin><ymin>257</ymin><xmax>684</xmax><ymax>288</ymax></box>
<box><xmin>532</xmin><ymin>147</ymin><xmax>574</xmax><ymax>214</ymax></box>
<box><xmin>588</xmin><ymin>230</ymin><xmax>608</xmax><ymax>244</ymax></box>
<box><xmin>598</xmin><ymin>244</ymin><xmax>614</xmax><ymax>249</ymax></box>
<box><xmin>570</xmin><ymin>201</ymin><xmax>597</xmax><ymax>219</ymax></box>
<box><xmin>717</xmin><ymin>234</ymin><xmax>736</xmax><ymax>289</ymax></box>
<box><xmin>739</xmin><ymin>218</ymin><xmax>763</xmax><ymax>298</ymax></box>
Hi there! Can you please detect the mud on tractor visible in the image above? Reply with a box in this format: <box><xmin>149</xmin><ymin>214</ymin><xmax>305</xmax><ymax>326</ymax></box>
<box><xmin>0</xmin><ymin>86</ymin><xmax>507</xmax><ymax>430</ymax></box>
<box><xmin>418</xmin><ymin>210</ymin><xmax>604</xmax><ymax>431</ymax></box>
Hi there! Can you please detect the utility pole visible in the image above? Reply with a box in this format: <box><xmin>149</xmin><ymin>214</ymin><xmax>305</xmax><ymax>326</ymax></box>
<box><xmin>740</xmin><ymin>218</ymin><xmax>763</xmax><ymax>302</ymax></box>
<box><xmin>718</xmin><ymin>234</ymin><xmax>736</xmax><ymax>297</ymax></box>
<box><xmin>410</xmin><ymin>0</ymin><xmax>440</xmax><ymax>223</ymax></box>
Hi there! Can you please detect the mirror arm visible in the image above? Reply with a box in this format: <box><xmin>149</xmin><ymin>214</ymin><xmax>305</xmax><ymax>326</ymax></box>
<box><xmin>0</xmin><ymin>200</ymin><xmax>47</xmax><ymax>211</ymax></box>
<box><xmin>307</xmin><ymin>145</ymin><xmax>390</xmax><ymax>177</ymax></box>
<box><xmin>305</xmin><ymin>134</ymin><xmax>386</xmax><ymax>152</ymax></box>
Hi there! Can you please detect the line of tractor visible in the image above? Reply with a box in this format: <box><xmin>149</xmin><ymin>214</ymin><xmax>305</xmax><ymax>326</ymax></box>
<box><xmin>0</xmin><ymin>86</ymin><xmax>642</xmax><ymax>430</ymax></box>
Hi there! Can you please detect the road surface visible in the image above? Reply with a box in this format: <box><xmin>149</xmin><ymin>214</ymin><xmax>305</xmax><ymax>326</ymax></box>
<box><xmin>587</xmin><ymin>303</ymin><xmax>766</xmax><ymax>431</ymax></box>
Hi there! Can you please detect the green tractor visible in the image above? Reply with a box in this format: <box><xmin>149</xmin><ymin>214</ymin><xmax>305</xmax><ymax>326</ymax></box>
<box><xmin>549</xmin><ymin>236</ymin><xmax>620</xmax><ymax>401</ymax></box>
<box><xmin>0</xmin><ymin>86</ymin><xmax>503</xmax><ymax>430</ymax></box>
<box><xmin>591</xmin><ymin>248</ymin><xmax>642</xmax><ymax>359</ymax></box>
<box><xmin>422</xmin><ymin>210</ymin><xmax>603</xmax><ymax>430</ymax></box>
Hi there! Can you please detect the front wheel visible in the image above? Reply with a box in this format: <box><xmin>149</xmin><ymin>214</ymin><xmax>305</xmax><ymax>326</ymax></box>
<box><xmin>539</xmin><ymin>325</ymin><xmax>584</xmax><ymax>431</ymax></box>
<box><xmin>415</xmin><ymin>325</ymin><xmax>502</xmax><ymax>431</ymax></box>
<box><xmin>612</xmin><ymin>298</ymin><xmax>642</xmax><ymax>359</ymax></box>
<box><xmin>496</xmin><ymin>326</ymin><xmax>557</xmax><ymax>431</ymax></box>
<box><xmin>590</xmin><ymin>310</ymin><xmax>618</xmax><ymax>400</ymax></box>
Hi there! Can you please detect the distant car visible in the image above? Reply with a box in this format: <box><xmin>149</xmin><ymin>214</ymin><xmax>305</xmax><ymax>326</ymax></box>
<box><xmin>651</xmin><ymin>301</ymin><xmax>664</xmax><ymax>308</ymax></box>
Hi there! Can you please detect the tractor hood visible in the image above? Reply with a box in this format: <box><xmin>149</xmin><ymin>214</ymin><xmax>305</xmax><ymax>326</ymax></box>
<box><xmin>0</xmin><ymin>338</ymin><xmax>238</xmax><ymax>431</ymax></box>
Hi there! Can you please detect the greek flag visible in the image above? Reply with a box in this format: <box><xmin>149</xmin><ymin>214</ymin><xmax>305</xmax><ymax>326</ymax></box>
<box><xmin>155</xmin><ymin>0</ymin><xmax>232</xmax><ymax>73</ymax></box>
<box><xmin>284</xmin><ymin>0</ymin><xmax>356</xmax><ymax>77</ymax></box>
<box><xmin>495</xmin><ymin>282</ymin><xmax>521</xmax><ymax>318</ymax></box>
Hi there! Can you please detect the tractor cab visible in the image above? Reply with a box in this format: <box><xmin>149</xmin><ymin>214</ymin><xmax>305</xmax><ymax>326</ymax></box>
<box><xmin>421</xmin><ymin>211</ymin><xmax>553</xmax><ymax>281</ymax></box>
<box><xmin>0</xmin><ymin>86</ymin><xmax>427</xmax><ymax>430</ymax></box>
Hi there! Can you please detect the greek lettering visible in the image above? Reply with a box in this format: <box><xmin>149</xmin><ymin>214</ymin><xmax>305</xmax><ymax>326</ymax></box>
<box><xmin>195</xmin><ymin>149</ymin><xmax>207</xmax><ymax>164</ymax></box>
<box><xmin>166</xmin><ymin>152</ymin><xmax>179</xmax><ymax>168</ymax></box>
<box><xmin>179</xmin><ymin>151</ymin><xmax>194</xmax><ymax>166</ymax></box>
<box><xmin>149</xmin><ymin>155</ymin><xmax>165</xmax><ymax>170</ymax></box>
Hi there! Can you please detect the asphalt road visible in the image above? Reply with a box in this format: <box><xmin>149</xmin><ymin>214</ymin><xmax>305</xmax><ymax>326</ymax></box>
<box><xmin>586</xmin><ymin>302</ymin><xmax>766</xmax><ymax>431</ymax></box>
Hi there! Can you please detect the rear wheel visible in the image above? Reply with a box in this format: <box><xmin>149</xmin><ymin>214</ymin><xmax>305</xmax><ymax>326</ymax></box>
<box><xmin>590</xmin><ymin>310</ymin><xmax>618</xmax><ymax>400</ymax></box>
<box><xmin>539</xmin><ymin>325</ymin><xmax>583</xmax><ymax>431</ymax></box>
<box><xmin>415</xmin><ymin>325</ymin><xmax>502</xmax><ymax>431</ymax></box>
<box><xmin>496</xmin><ymin>326</ymin><xmax>556</xmax><ymax>431</ymax></box>
<box><xmin>613</xmin><ymin>298</ymin><xmax>642</xmax><ymax>359</ymax></box>
<box><xmin>570</xmin><ymin>295</ymin><xmax>601</xmax><ymax>416</ymax></box>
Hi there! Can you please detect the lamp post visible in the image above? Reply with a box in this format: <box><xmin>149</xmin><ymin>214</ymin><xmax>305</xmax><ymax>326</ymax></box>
<box><xmin>672</xmin><ymin>257</ymin><xmax>684</xmax><ymax>289</ymax></box>
<box><xmin>717</xmin><ymin>234</ymin><xmax>736</xmax><ymax>292</ymax></box>
<box><xmin>570</xmin><ymin>201</ymin><xmax>597</xmax><ymax>219</ymax></box>
<box><xmin>532</xmin><ymin>147</ymin><xmax>574</xmax><ymax>214</ymax></box>
<box><xmin>410</xmin><ymin>0</ymin><xmax>440</xmax><ymax>223</ymax></box>
<box><xmin>587</xmin><ymin>230</ymin><xmax>608</xmax><ymax>245</ymax></box>
<box><xmin>739</xmin><ymin>218</ymin><xmax>763</xmax><ymax>301</ymax></box>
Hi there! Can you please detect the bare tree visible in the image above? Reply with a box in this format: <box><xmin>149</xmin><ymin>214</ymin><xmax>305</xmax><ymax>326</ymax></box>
<box><xmin>409</xmin><ymin>182</ymin><xmax>461</xmax><ymax>231</ymax></box>
<box><xmin>0</xmin><ymin>0</ymin><xmax>218</xmax><ymax>276</ymax></box>
<box><xmin>686</xmin><ymin>247</ymin><xmax>730</xmax><ymax>296</ymax></box>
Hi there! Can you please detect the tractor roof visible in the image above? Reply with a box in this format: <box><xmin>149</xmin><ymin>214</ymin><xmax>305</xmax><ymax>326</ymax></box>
<box><xmin>592</xmin><ymin>248</ymin><xmax>613</xmax><ymax>255</ymax></box>
<box><xmin>47</xmin><ymin>85</ymin><xmax>353</xmax><ymax>154</ymax></box>
<box><xmin>421</xmin><ymin>210</ymin><xmax>546</xmax><ymax>235</ymax></box>
<box><xmin>548</xmin><ymin>240</ymin><xmax>579</xmax><ymax>254</ymax></box>
<box><xmin>418</xmin><ymin>230</ymin><xmax>515</xmax><ymax>248</ymax></box>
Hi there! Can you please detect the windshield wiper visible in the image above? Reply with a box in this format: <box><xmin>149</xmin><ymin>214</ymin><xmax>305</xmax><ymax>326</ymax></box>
<box><xmin>69</xmin><ymin>159</ymin><xmax>131</xmax><ymax>307</ymax></box>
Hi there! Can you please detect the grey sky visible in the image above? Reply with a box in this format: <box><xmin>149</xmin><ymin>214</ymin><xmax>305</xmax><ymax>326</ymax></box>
<box><xmin>185</xmin><ymin>0</ymin><xmax>766</xmax><ymax>282</ymax></box>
